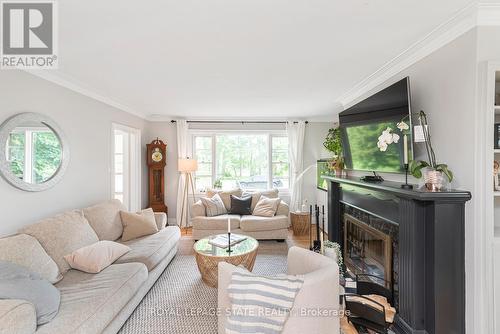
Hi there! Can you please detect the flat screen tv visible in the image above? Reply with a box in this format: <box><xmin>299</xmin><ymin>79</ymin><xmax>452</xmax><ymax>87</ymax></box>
<box><xmin>339</xmin><ymin>77</ymin><xmax>413</xmax><ymax>174</ymax></box>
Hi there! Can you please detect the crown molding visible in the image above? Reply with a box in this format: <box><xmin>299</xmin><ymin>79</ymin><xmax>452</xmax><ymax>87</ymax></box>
<box><xmin>146</xmin><ymin>114</ymin><xmax>175</xmax><ymax>122</ymax></box>
<box><xmin>338</xmin><ymin>2</ymin><xmax>479</xmax><ymax>107</ymax></box>
<box><xmin>25</xmin><ymin>70</ymin><xmax>146</xmax><ymax>119</ymax></box>
<box><xmin>338</xmin><ymin>2</ymin><xmax>500</xmax><ymax>108</ymax></box>
<box><xmin>477</xmin><ymin>2</ymin><xmax>500</xmax><ymax>26</ymax></box>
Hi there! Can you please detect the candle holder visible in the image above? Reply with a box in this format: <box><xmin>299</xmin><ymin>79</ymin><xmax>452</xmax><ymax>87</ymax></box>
<box><xmin>401</xmin><ymin>163</ymin><xmax>414</xmax><ymax>189</ymax></box>
<box><xmin>226</xmin><ymin>232</ymin><xmax>233</xmax><ymax>253</ymax></box>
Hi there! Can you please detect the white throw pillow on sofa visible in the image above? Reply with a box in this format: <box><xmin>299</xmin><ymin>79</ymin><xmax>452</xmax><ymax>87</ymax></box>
<box><xmin>201</xmin><ymin>194</ymin><xmax>227</xmax><ymax>217</ymax></box>
<box><xmin>120</xmin><ymin>208</ymin><xmax>159</xmax><ymax>242</ymax></box>
<box><xmin>64</xmin><ymin>241</ymin><xmax>131</xmax><ymax>274</ymax></box>
<box><xmin>206</xmin><ymin>188</ymin><xmax>242</xmax><ymax>211</ymax></box>
<box><xmin>243</xmin><ymin>189</ymin><xmax>279</xmax><ymax>212</ymax></box>
<box><xmin>252</xmin><ymin>196</ymin><xmax>281</xmax><ymax>217</ymax></box>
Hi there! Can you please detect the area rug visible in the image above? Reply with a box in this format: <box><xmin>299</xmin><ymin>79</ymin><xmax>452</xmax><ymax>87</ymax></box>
<box><xmin>119</xmin><ymin>250</ymin><xmax>288</xmax><ymax>334</ymax></box>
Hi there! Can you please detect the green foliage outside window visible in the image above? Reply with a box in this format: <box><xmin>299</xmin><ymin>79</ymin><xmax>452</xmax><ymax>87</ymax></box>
<box><xmin>8</xmin><ymin>133</ymin><xmax>25</xmax><ymax>179</ymax></box>
<box><xmin>33</xmin><ymin>132</ymin><xmax>61</xmax><ymax>183</ymax></box>
<box><xmin>7</xmin><ymin>130</ymin><xmax>61</xmax><ymax>183</ymax></box>
<box><xmin>216</xmin><ymin>135</ymin><xmax>268</xmax><ymax>188</ymax></box>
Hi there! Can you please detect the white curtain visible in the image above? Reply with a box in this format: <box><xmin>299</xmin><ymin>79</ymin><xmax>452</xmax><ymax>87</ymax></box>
<box><xmin>287</xmin><ymin>121</ymin><xmax>306</xmax><ymax>212</ymax></box>
<box><xmin>176</xmin><ymin>120</ymin><xmax>189</xmax><ymax>227</ymax></box>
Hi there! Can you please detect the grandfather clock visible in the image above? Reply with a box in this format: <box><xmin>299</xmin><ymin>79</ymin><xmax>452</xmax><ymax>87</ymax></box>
<box><xmin>147</xmin><ymin>138</ymin><xmax>168</xmax><ymax>214</ymax></box>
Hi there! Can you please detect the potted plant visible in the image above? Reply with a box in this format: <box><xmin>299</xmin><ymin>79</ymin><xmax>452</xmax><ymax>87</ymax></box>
<box><xmin>323</xmin><ymin>240</ymin><xmax>344</xmax><ymax>277</ymax></box>
<box><xmin>408</xmin><ymin>111</ymin><xmax>453</xmax><ymax>191</ymax></box>
<box><xmin>323</xmin><ymin>126</ymin><xmax>344</xmax><ymax>176</ymax></box>
<box><xmin>377</xmin><ymin>111</ymin><xmax>453</xmax><ymax>191</ymax></box>
<box><xmin>213</xmin><ymin>178</ymin><xmax>222</xmax><ymax>189</ymax></box>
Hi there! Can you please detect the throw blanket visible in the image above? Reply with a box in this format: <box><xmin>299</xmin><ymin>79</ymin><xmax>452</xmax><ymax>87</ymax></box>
<box><xmin>226</xmin><ymin>270</ymin><xmax>304</xmax><ymax>334</ymax></box>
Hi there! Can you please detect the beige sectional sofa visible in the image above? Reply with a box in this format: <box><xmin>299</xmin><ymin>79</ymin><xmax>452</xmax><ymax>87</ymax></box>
<box><xmin>191</xmin><ymin>189</ymin><xmax>290</xmax><ymax>240</ymax></box>
<box><xmin>0</xmin><ymin>199</ymin><xmax>181</xmax><ymax>334</ymax></box>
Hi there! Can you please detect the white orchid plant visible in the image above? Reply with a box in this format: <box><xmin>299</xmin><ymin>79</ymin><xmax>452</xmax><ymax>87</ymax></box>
<box><xmin>377</xmin><ymin>111</ymin><xmax>453</xmax><ymax>182</ymax></box>
<box><xmin>376</xmin><ymin>121</ymin><xmax>409</xmax><ymax>152</ymax></box>
<box><xmin>408</xmin><ymin>111</ymin><xmax>453</xmax><ymax>182</ymax></box>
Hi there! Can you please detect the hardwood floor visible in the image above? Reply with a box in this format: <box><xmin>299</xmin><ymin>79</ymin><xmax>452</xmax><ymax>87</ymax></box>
<box><xmin>177</xmin><ymin>227</ymin><xmax>314</xmax><ymax>255</ymax></box>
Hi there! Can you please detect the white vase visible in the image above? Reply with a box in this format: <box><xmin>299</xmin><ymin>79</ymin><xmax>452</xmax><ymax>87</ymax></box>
<box><xmin>324</xmin><ymin>247</ymin><xmax>338</xmax><ymax>262</ymax></box>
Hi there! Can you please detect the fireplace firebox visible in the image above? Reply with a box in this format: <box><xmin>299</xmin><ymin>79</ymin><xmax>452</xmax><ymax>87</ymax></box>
<box><xmin>344</xmin><ymin>213</ymin><xmax>392</xmax><ymax>289</ymax></box>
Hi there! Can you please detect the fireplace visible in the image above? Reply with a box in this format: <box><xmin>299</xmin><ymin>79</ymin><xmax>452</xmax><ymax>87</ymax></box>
<box><xmin>344</xmin><ymin>213</ymin><xmax>392</xmax><ymax>289</ymax></box>
<box><xmin>326</xmin><ymin>177</ymin><xmax>471</xmax><ymax>334</ymax></box>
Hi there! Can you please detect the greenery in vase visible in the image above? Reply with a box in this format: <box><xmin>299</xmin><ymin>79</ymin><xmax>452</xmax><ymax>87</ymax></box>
<box><xmin>323</xmin><ymin>127</ymin><xmax>342</xmax><ymax>156</ymax></box>
<box><xmin>323</xmin><ymin>127</ymin><xmax>344</xmax><ymax>171</ymax></box>
<box><xmin>408</xmin><ymin>111</ymin><xmax>453</xmax><ymax>182</ymax></box>
<box><xmin>323</xmin><ymin>240</ymin><xmax>344</xmax><ymax>277</ymax></box>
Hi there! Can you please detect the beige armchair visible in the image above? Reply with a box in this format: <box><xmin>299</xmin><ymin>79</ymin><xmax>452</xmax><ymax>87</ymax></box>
<box><xmin>218</xmin><ymin>246</ymin><xmax>340</xmax><ymax>334</ymax></box>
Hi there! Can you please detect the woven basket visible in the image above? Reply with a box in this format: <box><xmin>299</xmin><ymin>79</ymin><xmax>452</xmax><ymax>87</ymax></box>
<box><xmin>291</xmin><ymin>212</ymin><xmax>310</xmax><ymax>235</ymax></box>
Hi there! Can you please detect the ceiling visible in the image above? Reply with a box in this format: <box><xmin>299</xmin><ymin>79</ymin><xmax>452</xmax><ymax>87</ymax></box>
<box><xmin>35</xmin><ymin>0</ymin><xmax>475</xmax><ymax>121</ymax></box>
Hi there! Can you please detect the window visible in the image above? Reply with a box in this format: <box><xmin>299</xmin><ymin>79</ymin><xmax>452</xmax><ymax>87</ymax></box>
<box><xmin>112</xmin><ymin>124</ymin><xmax>141</xmax><ymax>211</ymax></box>
<box><xmin>271</xmin><ymin>136</ymin><xmax>290</xmax><ymax>189</ymax></box>
<box><xmin>192</xmin><ymin>132</ymin><xmax>289</xmax><ymax>192</ymax></box>
<box><xmin>6</xmin><ymin>127</ymin><xmax>61</xmax><ymax>184</ymax></box>
<box><xmin>193</xmin><ymin>136</ymin><xmax>213</xmax><ymax>191</ymax></box>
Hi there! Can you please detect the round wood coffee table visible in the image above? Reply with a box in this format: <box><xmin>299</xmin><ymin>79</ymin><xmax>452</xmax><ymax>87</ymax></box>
<box><xmin>193</xmin><ymin>235</ymin><xmax>259</xmax><ymax>287</ymax></box>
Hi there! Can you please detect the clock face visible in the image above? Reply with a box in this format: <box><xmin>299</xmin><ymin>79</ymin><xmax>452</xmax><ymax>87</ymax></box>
<box><xmin>151</xmin><ymin>148</ymin><xmax>163</xmax><ymax>162</ymax></box>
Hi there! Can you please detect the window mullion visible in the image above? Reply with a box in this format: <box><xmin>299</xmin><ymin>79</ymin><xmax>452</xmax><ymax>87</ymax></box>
<box><xmin>212</xmin><ymin>134</ymin><xmax>216</xmax><ymax>189</ymax></box>
<box><xmin>268</xmin><ymin>134</ymin><xmax>272</xmax><ymax>189</ymax></box>
<box><xmin>24</xmin><ymin>130</ymin><xmax>32</xmax><ymax>183</ymax></box>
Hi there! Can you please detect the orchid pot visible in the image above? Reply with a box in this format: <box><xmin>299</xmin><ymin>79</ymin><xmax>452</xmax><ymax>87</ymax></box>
<box><xmin>423</xmin><ymin>168</ymin><xmax>446</xmax><ymax>191</ymax></box>
<box><xmin>327</xmin><ymin>156</ymin><xmax>344</xmax><ymax>177</ymax></box>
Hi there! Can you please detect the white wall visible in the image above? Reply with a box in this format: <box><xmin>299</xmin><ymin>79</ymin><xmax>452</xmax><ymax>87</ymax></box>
<box><xmin>0</xmin><ymin>71</ymin><xmax>149</xmax><ymax>236</ymax></box>
<box><xmin>302</xmin><ymin>122</ymin><xmax>333</xmax><ymax>206</ymax></box>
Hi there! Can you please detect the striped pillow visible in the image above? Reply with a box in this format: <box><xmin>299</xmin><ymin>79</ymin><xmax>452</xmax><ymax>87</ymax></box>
<box><xmin>201</xmin><ymin>194</ymin><xmax>227</xmax><ymax>217</ymax></box>
<box><xmin>226</xmin><ymin>269</ymin><xmax>304</xmax><ymax>334</ymax></box>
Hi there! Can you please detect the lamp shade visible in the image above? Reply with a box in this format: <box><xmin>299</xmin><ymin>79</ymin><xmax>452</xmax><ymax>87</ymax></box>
<box><xmin>178</xmin><ymin>158</ymin><xmax>198</xmax><ymax>172</ymax></box>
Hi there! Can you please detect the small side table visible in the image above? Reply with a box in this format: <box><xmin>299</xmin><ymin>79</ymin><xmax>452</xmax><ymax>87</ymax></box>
<box><xmin>290</xmin><ymin>211</ymin><xmax>310</xmax><ymax>235</ymax></box>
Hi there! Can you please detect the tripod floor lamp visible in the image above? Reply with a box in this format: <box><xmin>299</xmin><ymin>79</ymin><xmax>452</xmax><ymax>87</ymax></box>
<box><xmin>178</xmin><ymin>158</ymin><xmax>198</xmax><ymax>233</ymax></box>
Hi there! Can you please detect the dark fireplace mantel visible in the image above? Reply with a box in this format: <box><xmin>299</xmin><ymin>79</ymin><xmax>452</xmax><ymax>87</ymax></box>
<box><xmin>324</xmin><ymin>176</ymin><xmax>471</xmax><ymax>334</ymax></box>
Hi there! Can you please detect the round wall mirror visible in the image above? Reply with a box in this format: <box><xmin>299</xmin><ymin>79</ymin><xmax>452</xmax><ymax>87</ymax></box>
<box><xmin>0</xmin><ymin>113</ymin><xmax>69</xmax><ymax>191</ymax></box>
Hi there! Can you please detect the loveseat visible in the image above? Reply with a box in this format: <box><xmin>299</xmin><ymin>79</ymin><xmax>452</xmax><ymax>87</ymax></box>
<box><xmin>191</xmin><ymin>189</ymin><xmax>290</xmax><ymax>241</ymax></box>
<box><xmin>0</xmin><ymin>199</ymin><xmax>181</xmax><ymax>334</ymax></box>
